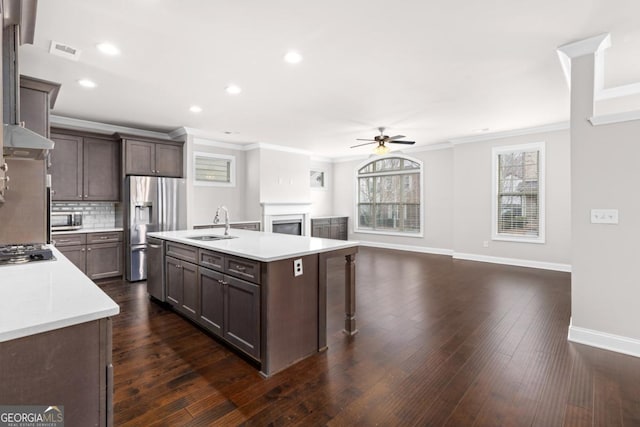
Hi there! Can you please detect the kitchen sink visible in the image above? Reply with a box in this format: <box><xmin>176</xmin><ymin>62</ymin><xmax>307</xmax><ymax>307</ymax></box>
<box><xmin>187</xmin><ymin>235</ymin><xmax>238</xmax><ymax>241</ymax></box>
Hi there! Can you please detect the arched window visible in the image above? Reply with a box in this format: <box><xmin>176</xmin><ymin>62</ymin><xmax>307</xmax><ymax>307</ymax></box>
<box><xmin>356</xmin><ymin>156</ymin><xmax>422</xmax><ymax>235</ymax></box>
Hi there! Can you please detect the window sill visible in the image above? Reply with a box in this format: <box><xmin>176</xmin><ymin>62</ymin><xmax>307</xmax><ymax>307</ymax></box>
<box><xmin>492</xmin><ymin>234</ymin><xmax>545</xmax><ymax>244</ymax></box>
<box><xmin>193</xmin><ymin>181</ymin><xmax>235</xmax><ymax>187</ymax></box>
<box><xmin>354</xmin><ymin>229</ymin><xmax>423</xmax><ymax>238</ymax></box>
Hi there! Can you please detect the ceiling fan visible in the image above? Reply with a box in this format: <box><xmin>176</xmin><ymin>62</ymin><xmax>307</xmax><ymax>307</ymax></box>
<box><xmin>351</xmin><ymin>127</ymin><xmax>415</xmax><ymax>154</ymax></box>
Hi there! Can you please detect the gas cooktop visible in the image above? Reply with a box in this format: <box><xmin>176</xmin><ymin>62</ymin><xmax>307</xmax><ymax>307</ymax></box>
<box><xmin>0</xmin><ymin>243</ymin><xmax>55</xmax><ymax>265</ymax></box>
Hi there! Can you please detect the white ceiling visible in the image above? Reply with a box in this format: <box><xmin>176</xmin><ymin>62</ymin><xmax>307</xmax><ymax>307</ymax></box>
<box><xmin>19</xmin><ymin>0</ymin><xmax>640</xmax><ymax>157</ymax></box>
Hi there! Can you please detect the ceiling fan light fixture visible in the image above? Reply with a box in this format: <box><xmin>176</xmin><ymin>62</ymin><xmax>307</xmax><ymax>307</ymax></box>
<box><xmin>375</xmin><ymin>144</ymin><xmax>390</xmax><ymax>155</ymax></box>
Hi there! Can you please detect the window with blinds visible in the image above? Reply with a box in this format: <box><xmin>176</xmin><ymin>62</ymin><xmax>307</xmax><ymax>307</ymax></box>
<box><xmin>356</xmin><ymin>156</ymin><xmax>423</xmax><ymax>235</ymax></box>
<box><xmin>492</xmin><ymin>142</ymin><xmax>545</xmax><ymax>243</ymax></box>
<box><xmin>193</xmin><ymin>152</ymin><xmax>235</xmax><ymax>186</ymax></box>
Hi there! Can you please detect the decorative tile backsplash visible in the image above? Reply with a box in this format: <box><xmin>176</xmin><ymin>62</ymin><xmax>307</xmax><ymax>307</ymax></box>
<box><xmin>52</xmin><ymin>202</ymin><xmax>123</xmax><ymax>229</ymax></box>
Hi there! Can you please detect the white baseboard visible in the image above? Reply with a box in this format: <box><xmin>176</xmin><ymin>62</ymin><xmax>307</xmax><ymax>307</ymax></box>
<box><xmin>358</xmin><ymin>240</ymin><xmax>453</xmax><ymax>256</ymax></box>
<box><xmin>357</xmin><ymin>242</ymin><xmax>571</xmax><ymax>272</ymax></box>
<box><xmin>452</xmin><ymin>252</ymin><xmax>571</xmax><ymax>272</ymax></box>
<box><xmin>568</xmin><ymin>322</ymin><xmax>640</xmax><ymax>358</ymax></box>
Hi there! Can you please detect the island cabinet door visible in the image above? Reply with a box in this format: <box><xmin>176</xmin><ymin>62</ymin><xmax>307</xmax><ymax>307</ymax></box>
<box><xmin>166</xmin><ymin>256</ymin><xmax>183</xmax><ymax>307</ymax></box>
<box><xmin>180</xmin><ymin>261</ymin><xmax>199</xmax><ymax>320</ymax></box>
<box><xmin>199</xmin><ymin>267</ymin><xmax>224</xmax><ymax>336</ymax></box>
<box><xmin>223</xmin><ymin>275</ymin><xmax>260</xmax><ymax>360</ymax></box>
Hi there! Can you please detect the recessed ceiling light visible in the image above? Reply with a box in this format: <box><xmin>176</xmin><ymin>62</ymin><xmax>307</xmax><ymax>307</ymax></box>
<box><xmin>78</xmin><ymin>79</ymin><xmax>97</xmax><ymax>88</ymax></box>
<box><xmin>473</xmin><ymin>127</ymin><xmax>490</xmax><ymax>133</ymax></box>
<box><xmin>225</xmin><ymin>84</ymin><xmax>242</xmax><ymax>95</ymax></box>
<box><xmin>96</xmin><ymin>42</ymin><xmax>120</xmax><ymax>55</ymax></box>
<box><xmin>189</xmin><ymin>105</ymin><xmax>202</xmax><ymax>113</ymax></box>
<box><xmin>284</xmin><ymin>51</ymin><xmax>303</xmax><ymax>64</ymax></box>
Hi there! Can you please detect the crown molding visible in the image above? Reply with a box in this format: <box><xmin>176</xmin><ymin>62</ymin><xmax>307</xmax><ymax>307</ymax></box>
<box><xmin>50</xmin><ymin>115</ymin><xmax>173</xmax><ymax>140</ymax></box>
<box><xmin>192</xmin><ymin>137</ymin><xmax>248</xmax><ymax>151</ymax></box>
<box><xmin>596</xmin><ymin>82</ymin><xmax>640</xmax><ymax>101</ymax></box>
<box><xmin>557</xmin><ymin>33</ymin><xmax>611</xmax><ymax>59</ymax></box>
<box><xmin>589</xmin><ymin>110</ymin><xmax>640</xmax><ymax>126</ymax></box>
<box><xmin>244</xmin><ymin>142</ymin><xmax>313</xmax><ymax>156</ymax></box>
<box><xmin>557</xmin><ymin>33</ymin><xmax>611</xmax><ymax>90</ymax></box>
<box><xmin>310</xmin><ymin>156</ymin><xmax>334</xmax><ymax>163</ymax></box>
<box><xmin>449</xmin><ymin>121</ymin><xmax>569</xmax><ymax>145</ymax></box>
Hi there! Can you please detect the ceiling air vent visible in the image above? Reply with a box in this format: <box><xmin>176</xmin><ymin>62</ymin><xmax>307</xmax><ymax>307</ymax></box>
<box><xmin>49</xmin><ymin>41</ymin><xmax>82</xmax><ymax>61</ymax></box>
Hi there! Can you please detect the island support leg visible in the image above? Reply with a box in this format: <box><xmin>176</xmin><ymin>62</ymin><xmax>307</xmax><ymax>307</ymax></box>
<box><xmin>343</xmin><ymin>253</ymin><xmax>358</xmax><ymax>336</ymax></box>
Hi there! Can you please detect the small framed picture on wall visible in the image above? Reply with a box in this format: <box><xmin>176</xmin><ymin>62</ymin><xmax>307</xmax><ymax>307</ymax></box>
<box><xmin>310</xmin><ymin>170</ymin><xmax>325</xmax><ymax>189</ymax></box>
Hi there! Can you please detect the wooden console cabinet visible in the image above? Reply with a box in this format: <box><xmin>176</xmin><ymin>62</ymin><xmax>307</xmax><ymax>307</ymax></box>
<box><xmin>311</xmin><ymin>217</ymin><xmax>348</xmax><ymax>240</ymax></box>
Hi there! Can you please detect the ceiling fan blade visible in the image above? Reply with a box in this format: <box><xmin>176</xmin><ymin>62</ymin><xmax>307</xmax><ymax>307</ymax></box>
<box><xmin>389</xmin><ymin>140</ymin><xmax>416</xmax><ymax>145</ymax></box>
<box><xmin>350</xmin><ymin>141</ymin><xmax>377</xmax><ymax>148</ymax></box>
<box><xmin>356</xmin><ymin>138</ymin><xmax>376</xmax><ymax>141</ymax></box>
<box><xmin>386</xmin><ymin>135</ymin><xmax>406</xmax><ymax>141</ymax></box>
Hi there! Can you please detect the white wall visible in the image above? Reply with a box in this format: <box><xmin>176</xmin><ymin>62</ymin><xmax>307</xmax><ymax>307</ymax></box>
<box><xmin>258</xmin><ymin>149</ymin><xmax>311</xmax><ymax>203</ymax></box>
<box><xmin>333</xmin><ymin>148</ymin><xmax>454</xmax><ymax>252</ymax></box>
<box><xmin>185</xmin><ymin>136</ymin><xmax>248</xmax><ymax>227</ymax></box>
<box><xmin>332</xmin><ymin>130</ymin><xmax>572</xmax><ymax>268</ymax></box>
<box><xmin>453</xmin><ymin>130</ymin><xmax>571</xmax><ymax>266</ymax></box>
<box><xmin>310</xmin><ymin>159</ymin><xmax>333</xmax><ymax>216</ymax></box>
<box><xmin>570</xmin><ymin>53</ymin><xmax>640</xmax><ymax>346</ymax></box>
<box><xmin>244</xmin><ymin>148</ymin><xmax>261</xmax><ymax>222</ymax></box>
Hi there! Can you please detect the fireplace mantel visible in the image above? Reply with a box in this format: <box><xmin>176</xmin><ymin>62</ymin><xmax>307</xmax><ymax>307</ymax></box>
<box><xmin>261</xmin><ymin>202</ymin><xmax>312</xmax><ymax>236</ymax></box>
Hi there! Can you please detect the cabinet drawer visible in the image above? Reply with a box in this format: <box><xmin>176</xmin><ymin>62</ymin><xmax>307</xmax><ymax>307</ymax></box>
<box><xmin>330</xmin><ymin>217</ymin><xmax>347</xmax><ymax>225</ymax></box>
<box><xmin>312</xmin><ymin>218</ymin><xmax>331</xmax><ymax>226</ymax></box>
<box><xmin>53</xmin><ymin>233</ymin><xmax>86</xmax><ymax>246</ymax></box>
<box><xmin>199</xmin><ymin>249</ymin><xmax>224</xmax><ymax>272</ymax></box>
<box><xmin>166</xmin><ymin>241</ymin><xmax>198</xmax><ymax>263</ymax></box>
<box><xmin>225</xmin><ymin>256</ymin><xmax>261</xmax><ymax>284</ymax></box>
<box><xmin>87</xmin><ymin>231</ymin><xmax>122</xmax><ymax>244</ymax></box>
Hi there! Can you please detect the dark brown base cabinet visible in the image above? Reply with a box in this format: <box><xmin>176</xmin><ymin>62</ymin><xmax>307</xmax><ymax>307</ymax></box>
<box><xmin>199</xmin><ymin>267</ymin><xmax>261</xmax><ymax>360</ymax></box>
<box><xmin>54</xmin><ymin>232</ymin><xmax>123</xmax><ymax>280</ymax></box>
<box><xmin>163</xmin><ymin>242</ymin><xmax>261</xmax><ymax>361</ymax></box>
<box><xmin>311</xmin><ymin>217</ymin><xmax>348</xmax><ymax>240</ymax></box>
<box><xmin>0</xmin><ymin>318</ymin><xmax>113</xmax><ymax>427</ymax></box>
<box><xmin>165</xmin><ymin>255</ymin><xmax>198</xmax><ymax>320</ymax></box>
<box><xmin>153</xmin><ymin>239</ymin><xmax>335</xmax><ymax>376</ymax></box>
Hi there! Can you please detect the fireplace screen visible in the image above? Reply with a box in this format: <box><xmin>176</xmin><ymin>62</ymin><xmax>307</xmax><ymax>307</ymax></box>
<box><xmin>272</xmin><ymin>220</ymin><xmax>302</xmax><ymax>236</ymax></box>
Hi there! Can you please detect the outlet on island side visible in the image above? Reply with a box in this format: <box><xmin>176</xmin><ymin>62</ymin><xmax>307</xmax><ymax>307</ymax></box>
<box><xmin>293</xmin><ymin>258</ymin><xmax>303</xmax><ymax>277</ymax></box>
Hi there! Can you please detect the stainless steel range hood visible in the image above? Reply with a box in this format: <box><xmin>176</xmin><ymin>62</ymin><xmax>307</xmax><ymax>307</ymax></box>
<box><xmin>3</xmin><ymin>124</ymin><xmax>54</xmax><ymax>159</ymax></box>
<box><xmin>2</xmin><ymin>0</ymin><xmax>55</xmax><ymax>160</ymax></box>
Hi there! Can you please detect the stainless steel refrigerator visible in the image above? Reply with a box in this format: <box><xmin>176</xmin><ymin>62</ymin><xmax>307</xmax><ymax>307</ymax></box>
<box><xmin>125</xmin><ymin>176</ymin><xmax>186</xmax><ymax>281</ymax></box>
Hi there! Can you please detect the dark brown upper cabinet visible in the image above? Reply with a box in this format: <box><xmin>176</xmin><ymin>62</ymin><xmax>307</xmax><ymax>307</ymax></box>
<box><xmin>119</xmin><ymin>134</ymin><xmax>183</xmax><ymax>177</ymax></box>
<box><xmin>19</xmin><ymin>75</ymin><xmax>61</xmax><ymax>138</ymax></box>
<box><xmin>49</xmin><ymin>131</ymin><xmax>120</xmax><ymax>201</ymax></box>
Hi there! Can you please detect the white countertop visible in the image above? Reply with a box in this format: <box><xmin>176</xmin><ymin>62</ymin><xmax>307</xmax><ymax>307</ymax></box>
<box><xmin>52</xmin><ymin>227</ymin><xmax>124</xmax><ymax>235</ymax></box>
<box><xmin>148</xmin><ymin>228</ymin><xmax>358</xmax><ymax>262</ymax></box>
<box><xmin>0</xmin><ymin>246</ymin><xmax>120</xmax><ymax>343</ymax></box>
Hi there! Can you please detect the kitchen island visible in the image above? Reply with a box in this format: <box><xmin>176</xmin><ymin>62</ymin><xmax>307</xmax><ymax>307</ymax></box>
<box><xmin>0</xmin><ymin>246</ymin><xmax>120</xmax><ymax>426</ymax></box>
<box><xmin>147</xmin><ymin>228</ymin><xmax>359</xmax><ymax>376</ymax></box>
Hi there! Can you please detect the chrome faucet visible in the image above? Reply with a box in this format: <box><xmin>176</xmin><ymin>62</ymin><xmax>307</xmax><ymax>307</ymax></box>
<box><xmin>213</xmin><ymin>206</ymin><xmax>230</xmax><ymax>236</ymax></box>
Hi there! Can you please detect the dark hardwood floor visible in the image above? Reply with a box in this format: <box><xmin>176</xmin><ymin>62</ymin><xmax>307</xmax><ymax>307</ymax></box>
<box><xmin>100</xmin><ymin>247</ymin><xmax>640</xmax><ymax>426</ymax></box>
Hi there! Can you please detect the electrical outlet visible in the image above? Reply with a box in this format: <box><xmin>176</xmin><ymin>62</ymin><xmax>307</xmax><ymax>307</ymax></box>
<box><xmin>483</xmin><ymin>241</ymin><xmax>489</xmax><ymax>248</ymax></box>
<box><xmin>591</xmin><ymin>209</ymin><xmax>619</xmax><ymax>224</ymax></box>
<box><xmin>293</xmin><ymin>258</ymin><xmax>303</xmax><ymax>277</ymax></box>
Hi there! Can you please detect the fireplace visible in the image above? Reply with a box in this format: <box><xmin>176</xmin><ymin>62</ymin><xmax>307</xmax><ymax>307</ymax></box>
<box><xmin>261</xmin><ymin>202</ymin><xmax>312</xmax><ymax>236</ymax></box>
<box><xmin>272</xmin><ymin>219</ymin><xmax>303</xmax><ymax>236</ymax></box>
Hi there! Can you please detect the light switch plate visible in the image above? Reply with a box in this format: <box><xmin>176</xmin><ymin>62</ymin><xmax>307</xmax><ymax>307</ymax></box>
<box><xmin>591</xmin><ymin>209</ymin><xmax>619</xmax><ymax>224</ymax></box>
